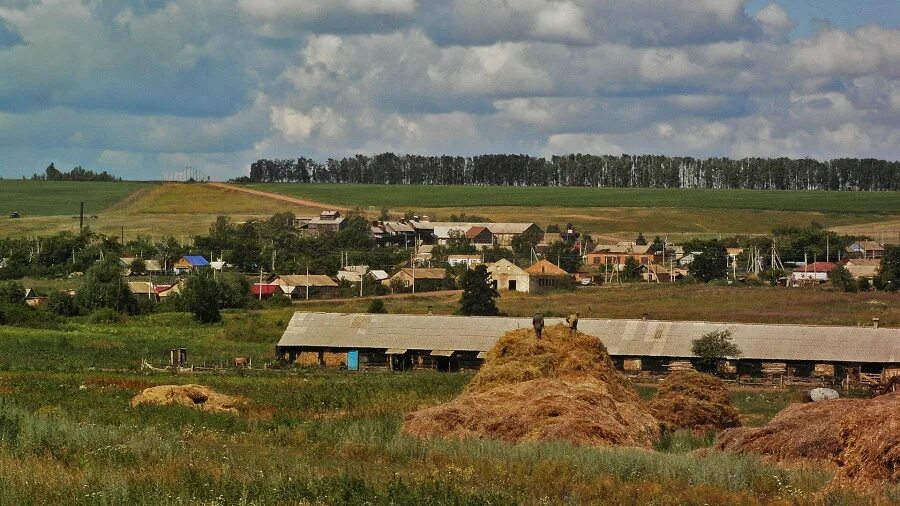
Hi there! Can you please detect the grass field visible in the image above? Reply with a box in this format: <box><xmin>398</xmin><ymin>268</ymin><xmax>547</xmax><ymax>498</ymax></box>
<box><xmin>292</xmin><ymin>284</ymin><xmax>900</xmax><ymax>328</ymax></box>
<box><xmin>1</xmin><ymin>307</ymin><xmax>896</xmax><ymax>504</ymax></box>
<box><xmin>0</xmin><ymin>180</ymin><xmax>151</xmax><ymax>217</ymax></box>
<box><xmin>0</xmin><ymin>183</ymin><xmax>319</xmax><ymax>239</ymax></box>
<box><xmin>248</xmin><ymin>183</ymin><xmax>900</xmax><ymax>213</ymax></box>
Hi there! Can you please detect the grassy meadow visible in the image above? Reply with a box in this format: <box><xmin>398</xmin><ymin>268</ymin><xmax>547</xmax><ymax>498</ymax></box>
<box><xmin>0</xmin><ymin>299</ymin><xmax>899</xmax><ymax>503</ymax></box>
<box><xmin>248</xmin><ymin>183</ymin><xmax>900</xmax><ymax>213</ymax></box>
<box><xmin>293</xmin><ymin>284</ymin><xmax>900</xmax><ymax>328</ymax></box>
<box><xmin>0</xmin><ymin>183</ymin><xmax>319</xmax><ymax>239</ymax></box>
<box><xmin>0</xmin><ymin>180</ymin><xmax>151</xmax><ymax>217</ymax></box>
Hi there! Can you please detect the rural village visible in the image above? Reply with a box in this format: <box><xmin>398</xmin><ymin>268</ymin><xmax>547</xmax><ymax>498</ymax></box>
<box><xmin>2</xmin><ymin>1</ymin><xmax>900</xmax><ymax>504</ymax></box>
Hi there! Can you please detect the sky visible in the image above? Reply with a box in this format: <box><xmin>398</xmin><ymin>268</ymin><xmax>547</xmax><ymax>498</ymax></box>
<box><xmin>0</xmin><ymin>1</ymin><xmax>899</xmax><ymax>180</ymax></box>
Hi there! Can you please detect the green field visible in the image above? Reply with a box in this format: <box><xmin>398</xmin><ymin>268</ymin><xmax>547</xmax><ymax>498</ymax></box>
<box><xmin>249</xmin><ymin>183</ymin><xmax>900</xmax><ymax>214</ymax></box>
<box><xmin>1</xmin><ymin>307</ymin><xmax>895</xmax><ymax>504</ymax></box>
<box><xmin>0</xmin><ymin>180</ymin><xmax>152</xmax><ymax>217</ymax></box>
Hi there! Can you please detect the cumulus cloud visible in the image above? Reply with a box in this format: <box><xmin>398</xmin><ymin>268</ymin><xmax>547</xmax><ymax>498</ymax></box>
<box><xmin>1</xmin><ymin>1</ymin><xmax>900</xmax><ymax>179</ymax></box>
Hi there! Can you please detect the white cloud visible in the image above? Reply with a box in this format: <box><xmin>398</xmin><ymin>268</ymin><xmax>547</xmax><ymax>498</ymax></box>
<box><xmin>543</xmin><ymin>133</ymin><xmax>624</xmax><ymax>156</ymax></box>
<box><xmin>531</xmin><ymin>2</ymin><xmax>591</xmax><ymax>43</ymax></box>
<box><xmin>656</xmin><ymin>123</ymin><xmax>674</xmax><ymax>138</ymax></box>
<box><xmin>754</xmin><ymin>3</ymin><xmax>793</xmax><ymax>39</ymax></box>
<box><xmin>785</xmin><ymin>26</ymin><xmax>900</xmax><ymax>77</ymax></box>
<box><xmin>270</xmin><ymin>106</ymin><xmax>346</xmax><ymax>143</ymax></box>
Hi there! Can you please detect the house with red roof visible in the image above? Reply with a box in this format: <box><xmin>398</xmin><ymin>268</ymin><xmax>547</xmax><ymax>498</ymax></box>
<box><xmin>792</xmin><ymin>261</ymin><xmax>836</xmax><ymax>282</ymax></box>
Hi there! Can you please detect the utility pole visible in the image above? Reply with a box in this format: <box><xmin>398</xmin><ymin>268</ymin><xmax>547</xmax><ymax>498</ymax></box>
<box><xmin>79</xmin><ymin>202</ymin><xmax>84</xmax><ymax>231</ymax></box>
<box><xmin>306</xmin><ymin>265</ymin><xmax>310</xmax><ymax>301</ymax></box>
<box><xmin>259</xmin><ymin>269</ymin><xmax>263</xmax><ymax>300</ymax></box>
<box><xmin>411</xmin><ymin>253</ymin><xmax>416</xmax><ymax>294</ymax></box>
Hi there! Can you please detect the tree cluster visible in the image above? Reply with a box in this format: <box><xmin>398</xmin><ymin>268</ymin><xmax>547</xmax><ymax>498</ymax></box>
<box><xmin>30</xmin><ymin>163</ymin><xmax>121</xmax><ymax>182</ymax></box>
<box><xmin>237</xmin><ymin>154</ymin><xmax>900</xmax><ymax>191</ymax></box>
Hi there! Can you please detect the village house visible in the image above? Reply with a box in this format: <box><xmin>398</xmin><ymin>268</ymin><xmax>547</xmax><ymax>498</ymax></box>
<box><xmin>411</xmin><ymin>221</ymin><xmax>542</xmax><ymax>247</ymax></box>
<box><xmin>296</xmin><ymin>210</ymin><xmax>346</xmax><ymax>236</ymax></box>
<box><xmin>486</xmin><ymin>259</ymin><xmax>530</xmax><ymax>293</ymax></box>
<box><xmin>524</xmin><ymin>259</ymin><xmax>569</xmax><ymax>291</ymax></box>
<box><xmin>119</xmin><ymin>257</ymin><xmax>164</xmax><ymax>276</ymax></box>
<box><xmin>251</xmin><ymin>283</ymin><xmax>281</xmax><ymax>299</ymax></box>
<box><xmin>156</xmin><ymin>281</ymin><xmax>183</xmax><ymax>299</ymax></box>
<box><xmin>173</xmin><ymin>255</ymin><xmax>209</xmax><ymax>274</ymax></box>
<box><xmin>128</xmin><ymin>281</ymin><xmax>158</xmax><ymax>301</ymax></box>
<box><xmin>585</xmin><ymin>242</ymin><xmax>654</xmax><ymax>269</ymax></box>
<box><xmin>268</xmin><ymin>274</ymin><xmax>339</xmax><ymax>298</ymax></box>
<box><xmin>845</xmin><ymin>240</ymin><xmax>885</xmax><ymax>259</ymax></box>
<box><xmin>844</xmin><ymin>258</ymin><xmax>881</xmax><ymax>279</ymax></box>
<box><xmin>385</xmin><ymin>267</ymin><xmax>447</xmax><ymax>290</ymax></box>
<box><xmin>464</xmin><ymin>226</ymin><xmax>494</xmax><ymax>249</ymax></box>
<box><xmin>792</xmin><ymin>261</ymin><xmax>836</xmax><ymax>282</ymax></box>
<box><xmin>447</xmin><ymin>254</ymin><xmax>483</xmax><ymax>268</ymax></box>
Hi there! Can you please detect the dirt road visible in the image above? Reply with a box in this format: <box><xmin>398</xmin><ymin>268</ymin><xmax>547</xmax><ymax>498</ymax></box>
<box><xmin>207</xmin><ymin>182</ymin><xmax>349</xmax><ymax>211</ymax></box>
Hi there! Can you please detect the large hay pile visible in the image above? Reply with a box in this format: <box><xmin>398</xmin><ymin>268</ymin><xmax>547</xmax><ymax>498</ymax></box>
<box><xmin>716</xmin><ymin>392</ymin><xmax>900</xmax><ymax>483</ymax></box>
<box><xmin>403</xmin><ymin>324</ymin><xmax>659</xmax><ymax>447</ymax></box>
<box><xmin>130</xmin><ymin>384</ymin><xmax>241</xmax><ymax>414</ymax></box>
<box><xmin>649</xmin><ymin>370</ymin><xmax>741</xmax><ymax>432</ymax></box>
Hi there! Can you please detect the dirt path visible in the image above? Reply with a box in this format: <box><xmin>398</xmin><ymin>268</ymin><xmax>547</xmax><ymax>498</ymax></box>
<box><xmin>207</xmin><ymin>182</ymin><xmax>349</xmax><ymax>211</ymax></box>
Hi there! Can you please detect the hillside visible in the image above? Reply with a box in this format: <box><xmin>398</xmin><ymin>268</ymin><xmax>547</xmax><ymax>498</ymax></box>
<box><xmin>0</xmin><ymin>180</ymin><xmax>151</xmax><ymax>216</ymax></box>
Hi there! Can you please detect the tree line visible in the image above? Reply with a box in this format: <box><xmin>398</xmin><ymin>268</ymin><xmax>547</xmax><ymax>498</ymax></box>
<box><xmin>26</xmin><ymin>163</ymin><xmax>121</xmax><ymax>182</ymax></box>
<box><xmin>235</xmin><ymin>154</ymin><xmax>900</xmax><ymax>191</ymax></box>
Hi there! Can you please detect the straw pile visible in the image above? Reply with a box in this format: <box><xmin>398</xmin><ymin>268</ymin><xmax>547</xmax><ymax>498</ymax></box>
<box><xmin>649</xmin><ymin>370</ymin><xmax>741</xmax><ymax>432</ymax></box>
<box><xmin>130</xmin><ymin>384</ymin><xmax>241</xmax><ymax>414</ymax></box>
<box><xmin>403</xmin><ymin>324</ymin><xmax>659</xmax><ymax>447</ymax></box>
<box><xmin>717</xmin><ymin>392</ymin><xmax>900</xmax><ymax>483</ymax></box>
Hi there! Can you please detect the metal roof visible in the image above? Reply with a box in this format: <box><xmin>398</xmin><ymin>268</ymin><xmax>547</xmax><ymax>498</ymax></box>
<box><xmin>277</xmin><ymin>312</ymin><xmax>900</xmax><ymax>364</ymax></box>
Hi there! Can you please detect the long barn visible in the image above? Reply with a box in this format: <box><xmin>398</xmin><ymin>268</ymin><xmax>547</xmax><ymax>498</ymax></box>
<box><xmin>276</xmin><ymin>312</ymin><xmax>900</xmax><ymax>383</ymax></box>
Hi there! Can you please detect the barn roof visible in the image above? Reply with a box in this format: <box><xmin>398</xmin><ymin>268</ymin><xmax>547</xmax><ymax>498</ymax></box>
<box><xmin>277</xmin><ymin>313</ymin><xmax>900</xmax><ymax>364</ymax></box>
<box><xmin>181</xmin><ymin>255</ymin><xmax>209</xmax><ymax>266</ymax></box>
<box><xmin>275</xmin><ymin>275</ymin><xmax>338</xmax><ymax>287</ymax></box>
<box><xmin>525</xmin><ymin>259</ymin><xmax>569</xmax><ymax>275</ymax></box>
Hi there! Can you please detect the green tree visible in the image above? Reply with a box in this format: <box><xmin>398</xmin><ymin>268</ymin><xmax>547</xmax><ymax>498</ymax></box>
<box><xmin>621</xmin><ymin>257</ymin><xmax>643</xmax><ymax>282</ymax></box>
<box><xmin>181</xmin><ymin>268</ymin><xmax>221</xmax><ymax>323</ymax></box>
<box><xmin>692</xmin><ymin>330</ymin><xmax>742</xmax><ymax>374</ymax></box>
<box><xmin>0</xmin><ymin>280</ymin><xmax>25</xmax><ymax>305</ymax></box>
<box><xmin>367</xmin><ymin>299</ymin><xmax>387</xmax><ymax>314</ymax></box>
<box><xmin>828</xmin><ymin>264</ymin><xmax>857</xmax><ymax>292</ymax></box>
<box><xmin>129</xmin><ymin>257</ymin><xmax>146</xmax><ymax>276</ymax></box>
<box><xmin>546</xmin><ymin>240</ymin><xmax>582</xmax><ymax>273</ymax></box>
<box><xmin>635</xmin><ymin>232</ymin><xmax>647</xmax><ymax>246</ymax></box>
<box><xmin>76</xmin><ymin>258</ymin><xmax>139</xmax><ymax>314</ymax></box>
<box><xmin>47</xmin><ymin>291</ymin><xmax>81</xmax><ymax>316</ymax></box>
<box><xmin>217</xmin><ymin>272</ymin><xmax>251</xmax><ymax>308</ymax></box>
<box><xmin>688</xmin><ymin>241</ymin><xmax>728</xmax><ymax>282</ymax></box>
<box><xmin>457</xmin><ymin>265</ymin><xmax>499</xmax><ymax>316</ymax></box>
<box><xmin>875</xmin><ymin>245</ymin><xmax>899</xmax><ymax>291</ymax></box>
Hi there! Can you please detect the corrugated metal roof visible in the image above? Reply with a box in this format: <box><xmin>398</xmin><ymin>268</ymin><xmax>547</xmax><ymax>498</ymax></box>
<box><xmin>277</xmin><ymin>312</ymin><xmax>900</xmax><ymax>364</ymax></box>
<box><xmin>276</xmin><ymin>275</ymin><xmax>338</xmax><ymax>287</ymax></box>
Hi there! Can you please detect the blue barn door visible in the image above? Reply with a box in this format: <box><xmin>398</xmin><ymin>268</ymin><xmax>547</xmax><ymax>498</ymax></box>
<box><xmin>347</xmin><ymin>350</ymin><xmax>359</xmax><ymax>371</ymax></box>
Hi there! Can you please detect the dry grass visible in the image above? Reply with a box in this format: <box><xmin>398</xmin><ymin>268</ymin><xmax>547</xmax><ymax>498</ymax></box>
<box><xmin>650</xmin><ymin>371</ymin><xmax>741</xmax><ymax>433</ymax></box>
<box><xmin>717</xmin><ymin>392</ymin><xmax>900</xmax><ymax>484</ymax></box>
<box><xmin>0</xmin><ymin>183</ymin><xmax>323</xmax><ymax>238</ymax></box>
<box><xmin>130</xmin><ymin>384</ymin><xmax>243</xmax><ymax>414</ymax></box>
<box><xmin>292</xmin><ymin>284</ymin><xmax>900</xmax><ymax>328</ymax></box>
<box><xmin>403</xmin><ymin>324</ymin><xmax>660</xmax><ymax>448</ymax></box>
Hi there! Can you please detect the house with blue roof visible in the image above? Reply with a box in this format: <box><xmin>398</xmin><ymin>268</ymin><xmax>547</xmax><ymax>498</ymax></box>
<box><xmin>174</xmin><ymin>255</ymin><xmax>210</xmax><ymax>274</ymax></box>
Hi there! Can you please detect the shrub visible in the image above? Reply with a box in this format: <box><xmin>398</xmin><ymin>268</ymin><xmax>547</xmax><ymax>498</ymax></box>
<box><xmin>46</xmin><ymin>291</ymin><xmax>81</xmax><ymax>317</ymax></box>
<box><xmin>265</xmin><ymin>293</ymin><xmax>293</xmax><ymax>307</ymax></box>
<box><xmin>181</xmin><ymin>268</ymin><xmax>221</xmax><ymax>323</ymax></box>
<box><xmin>87</xmin><ymin>308</ymin><xmax>127</xmax><ymax>324</ymax></box>
<box><xmin>828</xmin><ymin>265</ymin><xmax>856</xmax><ymax>292</ymax></box>
<box><xmin>691</xmin><ymin>330</ymin><xmax>741</xmax><ymax>374</ymax></box>
<box><xmin>0</xmin><ymin>281</ymin><xmax>25</xmax><ymax>305</ymax></box>
<box><xmin>76</xmin><ymin>258</ymin><xmax>139</xmax><ymax>315</ymax></box>
<box><xmin>367</xmin><ymin>299</ymin><xmax>387</xmax><ymax>314</ymax></box>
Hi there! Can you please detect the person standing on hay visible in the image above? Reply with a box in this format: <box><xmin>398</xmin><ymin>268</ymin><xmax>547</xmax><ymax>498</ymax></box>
<box><xmin>565</xmin><ymin>312</ymin><xmax>579</xmax><ymax>331</ymax></box>
<box><xmin>532</xmin><ymin>312</ymin><xmax>544</xmax><ymax>339</ymax></box>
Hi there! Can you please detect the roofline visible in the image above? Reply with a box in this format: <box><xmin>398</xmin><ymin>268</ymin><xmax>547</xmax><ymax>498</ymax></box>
<box><xmin>287</xmin><ymin>311</ymin><xmax>893</xmax><ymax>330</ymax></box>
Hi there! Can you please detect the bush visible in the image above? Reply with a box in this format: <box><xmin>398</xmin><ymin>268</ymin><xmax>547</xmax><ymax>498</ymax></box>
<box><xmin>828</xmin><ymin>265</ymin><xmax>856</xmax><ymax>292</ymax></box>
<box><xmin>0</xmin><ymin>280</ymin><xmax>26</xmax><ymax>305</ymax></box>
<box><xmin>367</xmin><ymin>299</ymin><xmax>387</xmax><ymax>314</ymax></box>
<box><xmin>217</xmin><ymin>272</ymin><xmax>251</xmax><ymax>309</ymax></box>
<box><xmin>46</xmin><ymin>291</ymin><xmax>81</xmax><ymax>317</ymax></box>
<box><xmin>0</xmin><ymin>303</ymin><xmax>62</xmax><ymax>328</ymax></box>
<box><xmin>76</xmin><ymin>258</ymin><xmax>139</xmax><ymax>315</ymax></box>
<box><xmin>181</xmin><ymin>269</ymin><xmax>222</xmax><ymax>323</ymax></box>
<box><xmin>691</xmin><ymin>330</ymin><xmax>741</xmax><ymax>374</ymax></box>
<box><xmin>265</xmin><ymin>293</ymin><xmax>293</xmax><ymax>307</ymax></box>
<box><xmin>87</xmin><ymin>308</ymin><xmax>127</xmax><ymax>324</ymax></box>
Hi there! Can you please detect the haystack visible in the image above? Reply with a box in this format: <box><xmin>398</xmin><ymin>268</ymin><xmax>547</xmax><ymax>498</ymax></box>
<box><xmin>716</xmin><ymin>392</ymin><xmax>900</xmax><ymax>483</ymax></box>
<box><xmin>403</xmin><ymin>324</ymin><xmax>659</xmax><ymax>448</ymax></box>
<box><xmin>130</xmin><ymin>384</ymin><xmax>241</xmax><ymax>414</ymax></box>
<box><xmin>649</xmin><ymin>370</ymin><xmax>741</xmax><ymax>432</ymax></box>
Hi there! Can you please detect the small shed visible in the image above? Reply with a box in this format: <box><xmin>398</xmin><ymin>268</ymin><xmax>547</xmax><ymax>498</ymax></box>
<box><xmin>525</xmin><ymin>259</ymin><xmax>569</xmax><ymax>290</ymax></box>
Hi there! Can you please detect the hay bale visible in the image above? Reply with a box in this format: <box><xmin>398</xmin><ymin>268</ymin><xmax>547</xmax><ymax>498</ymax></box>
<box><xmin>716</xmin><ymin>392</ymin><xmax>900</xmax><ymax>484</ymax></box>
<box><xmin>403</xmin><ymin>324</ymin><xmax>659</xmax><ymax>448</ymax></box>
<box><xmin>649</xmin><ymin>370</ymin><xmax>741</xmax><ymax>432</ymax></box>
<box><xmin>130</xmin><ymin>384</ymin><xmax>241</xmax><ymax>414</ymax></box>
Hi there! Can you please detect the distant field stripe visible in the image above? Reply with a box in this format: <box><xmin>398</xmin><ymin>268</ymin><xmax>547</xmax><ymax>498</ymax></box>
<box><xmin>0</xmin><ymin>181</ymin><xmax>152</xmax><ymax>216</ymax></box>
<box><xmin>247</xmin><ymin>184</ymin><xmax>900</xmax><ymax>213</ymax></box>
